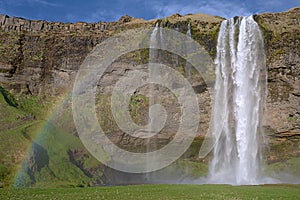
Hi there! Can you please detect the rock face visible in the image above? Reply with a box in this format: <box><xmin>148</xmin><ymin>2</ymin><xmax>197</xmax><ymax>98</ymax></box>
<box><xmin>254</xmin><ymin>7</ymin><xmax>300</xmax><ymax>142</ymax></box>
<box><xmin>0</xmin><ymin>8</ymin><xmax>298</xmax><ymax>138</ymax></box>
<box><xmin>0</xmin><ymin>12</ymin><xmax>222</xmax><ymax>140</ymax></box>
<box><xmin>0</xmin><ymin>13</ymin><xmax>222</xmax><ymax>95</ymax></box>
<box><xmin>0</xmin><ymin>16</ymin><xmax>117</xmax><ymax>95</ymax></box>
<box><xmin>0</xmin><ymin>14</ymin><xmax>112</xmax><ymax>32</ymax></box>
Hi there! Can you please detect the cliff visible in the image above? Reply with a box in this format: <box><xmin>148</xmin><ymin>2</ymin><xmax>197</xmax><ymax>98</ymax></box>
<box><xmin>0</xmin><ymin>7</ymin><xmax>299</xmax><ymax>187</ymax></box>
<box><xmin>0</xmin><ymin>8</ymin><xmax>298</xmax><ymax>137</ymax></box>
<box><xmin>254</xmin><ymin>7</ymin><xmax>300</xmax><ymax>140</ymax></box>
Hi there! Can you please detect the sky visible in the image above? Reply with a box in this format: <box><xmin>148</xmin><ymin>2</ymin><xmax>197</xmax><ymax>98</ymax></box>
<box><xmin>0</xmin><ymin>0</ymin><xmax>299</xmax><ymax>23</ymax></box>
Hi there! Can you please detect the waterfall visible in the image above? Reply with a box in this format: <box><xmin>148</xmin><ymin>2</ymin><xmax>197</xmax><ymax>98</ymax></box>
<box><xmin>146</xmin><ymin>22</ymin><xmax>160</xmax><ymax>181</ymax></box>
<box><xmin>149</xmin><ymin>23</ymin><xmax>159</xmax><ymax>65</ymax></box>
<box><xmin>149</xmin><ymin>22</ymin><xmax>163</xmax><ymax>81</ymax></box>
<box><xmin>185</xmin><ymin>23</ymin><xmax>192</xmax><ymax>80</ymax></box>
<box><xmin>209</xmin><ymin>16</ymin><xmax>267</xmax><ymax>185</ymax></box>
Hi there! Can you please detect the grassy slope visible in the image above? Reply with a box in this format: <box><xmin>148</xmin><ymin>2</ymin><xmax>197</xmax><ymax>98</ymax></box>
<box><xmin>0</xmin><ymin>122</ymin><xmax>39</xmax><ymax>186</ymax></box>
<box><xmin>266</xmin><ymin>157</ymin><xmax>300</xmax><ymax>181</ymax></box>
<box><xmin>0</xmin><ymin>184</ymin><xmax>300</xmax><ymax>200</ymax></box>
<box><xmin>0</xmin><ymin>117</ymin><xmax>104</xmax><ymax>188</ymax></box>
<box><xmin>0</xmin><ymin>87</ymin><xmax>103</xmax><ymax>187</ymax></box>
<box><xmin>0</xmin><ymin>86</ymin><xmax>45</xmax><ymax>187</ymax></box>
<box><xmin>13</xmin><ymin>121</ymin><xmax>95</xmax><ymax>188</ymax></box>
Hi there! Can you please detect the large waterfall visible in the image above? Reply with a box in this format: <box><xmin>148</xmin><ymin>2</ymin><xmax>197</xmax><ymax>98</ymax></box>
<box><xmin>209</xmin><ymin>16</ymin><xmax>267</xmax><ymax>185</ymax></box>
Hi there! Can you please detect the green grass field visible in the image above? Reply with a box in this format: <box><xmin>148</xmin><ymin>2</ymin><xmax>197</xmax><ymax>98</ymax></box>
<box><xmin>0</xmin><ymin>184</ymin><xmax>300</xmax><ymax>200</ymax></box>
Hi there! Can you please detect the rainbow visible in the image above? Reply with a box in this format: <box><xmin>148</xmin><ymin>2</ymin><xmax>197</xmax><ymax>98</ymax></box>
<box><xmin>13</xmin><ymin>93</ymin><xmax>75</xmax><ymax>188</ymax></box>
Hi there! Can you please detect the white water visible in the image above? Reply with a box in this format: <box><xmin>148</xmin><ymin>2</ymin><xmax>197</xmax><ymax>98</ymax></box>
<box><xmin>185</xmin><ymin>23</ymin><xmax>192</xmax><ymax>80</ymax></box>
<box><xmin>146</xmin><ymin>22</ymin><xmax>160</xmax><ymax>181</ymax></box>
<box><xmin>209</xmin><ymin>16</ymin><xmax>267</xmax><ymax>185</ymax></box>
<box><xmin>149</xmin><ymin>23</ymin><xmax>159</xmax><ymax>68</ymax></box>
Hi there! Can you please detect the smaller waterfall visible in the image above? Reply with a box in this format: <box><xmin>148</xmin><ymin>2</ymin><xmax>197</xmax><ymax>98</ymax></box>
<box><xmin>209</xmin><ymin>16</ymin><xmax>267</xmax><ymax>185</ymax></box>
<box><xmin>185</xmin><ymin>23</ymin><xmax>192</xmax><ymax>80</ymax></box>
<box><xmin>146</xmin><ymin>22</ymin><xmax>161</xmax><ymax>181</ymax></box>
<box><xmin>149</xmin><ymin>23</ymin><xmax>159</xmax><ymax>65</ymax></box>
